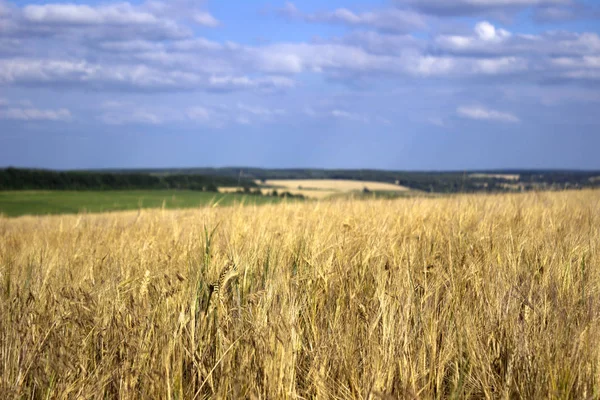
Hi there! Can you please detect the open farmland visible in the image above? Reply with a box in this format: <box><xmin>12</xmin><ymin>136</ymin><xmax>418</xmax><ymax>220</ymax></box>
<box><xmin>469</xmin><ymin>173</ymin><xmax>520</xmax><ymax>181</ymax></box>
<box><xmin>1</xmin><ymin>190</ymin><xmax>600</xmax><ymax>398</ymax></box>
<box><xmin>220</xmin><ymin>186</ymin><xmax>339</xmax><ymax>199</ymax></box>
<box><xmin>0</xmin><ymin>190</ymin><xmax>281</xmax><ymax>217</ymax></box>
<box><xmin>259</xmin><ymin>179</ymin><xmax>411</xmax><ymax>199</ymax></box>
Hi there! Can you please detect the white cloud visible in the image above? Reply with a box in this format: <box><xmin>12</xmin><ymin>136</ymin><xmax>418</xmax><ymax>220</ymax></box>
<box><xmin>4</xmin><ymin>2</ymin><xmax>190</xmax><ymax>41</ymax></box>
<box><xmin>474</xmin><ymin>21</ymin><xmax>511</xmax><ymax>41</ymax></box>
<box><xmin>313</xmin><ymin>8</ymin><xmax>426</xmax><ymax>32</ymax></box>
<box><xmin>0</xmin><ymin>97</ymin><xmax>72</xmax><ymax>121</ymax></box>
<box><xmin>251</xmin><ymin>42</ymin><xmax>401</xmax><ymax>75</ymax></box>
<box><xmin>186</xmin><ymin>105</ymin><xmax>228</xmax><ymax>127</ymax></box>
<box><xmin>22</xmin><ymin>3</ymin><xmax>158</xmax><ymax>25</ymax></box>
<box><xmin>457</xmin><ymin>105</ymin><xmax>520</xmax><ymax>123</ymax></box>
<box><xmin>207</xmin><ymin>75</ymin><xmax>295</xmax><ymax>91</ymax></box>
<box><xmin>338</xmin><ymin>31</ymin><xmax>422</xmax><ymax>56</ymax></box>
<box><xmin>304</xmin><ymin>108</ymin><xmax>391</xmax><ymax>125</ymax></box>
<box><xmin>101</xmin><ymin>100</ymin><xmax>131</xmax><ymax>109</ymax></box>
<box><xmin>0</xmin><ymin>107</ymin><xmax>71</xmax><ymax>121</ymax></box>
<box><xmin>331</xmin><ymin>109</ymin><xmax>368</xmax><ymax>122</ymax></box>
<box><xmin>436</xmin><ymin>21</ymin><xmax>512</xmax><ymax>53</ymax></box>
<box><xmin>0</xmin><ymin>0</ymin><xmax>598</xmax><ymax>100</ymax></box>
<box><xmin>0</xmin><ymin>1</ymin><xmax>9</xmax><ymax>17</ymax></box>
<box><xmin>98</xmin><ymin>39</ymin><xmax>165</xmax><ymax>53</ymax></box>
<box><xmin>193</xmin><ymin>11</ymin><xmax>219</xmax><ymax>27</ymax></box>
<box><xmin>278</xmin><ymin>2</ymin><xmax>299</xmax><ymax>17</ymax></box>
<box><xmin>186</xmin><ymin>106</ymin><xmax>212</xmax><ymax>122</ymax></box>
<box><xmin>375</xmin><ymin>116</ymin><xmax>392</xmax><ymax>125</ymax></box>
<box><xmin>429</xmin><ymin>117</ymin><xmax>445</xmax><ymax>127</ymax></box>
<box><xmin>236</xmin><ymin>116</ymin><xmax>252</xmax><ymax>125</ymax></box>
<box><xmin>237</xmin><ymin>103</ymin><xmax>286</xmax><ymax>117</ymax></box>
<box><xmin>303</xmin><ymin>107</ymin><xmax>317</xmax><ymax>117</ymax></box>
<box><xmin>473</xmin><ymin>56</ymin><xmax>527</xmax><ymax>74</ymax></box>
<box><xmin>0</xmin><ymin>57</ymin><xmax>295</xmax><ymax>92</ymax></box>
<box><xmin>185</xmin><ymin>103</ymin><xmax>287</xmax><ymax>127</ymax></box>
<box><xmin>552</xmin><ymin>56</ymin><xmax>600</xmax><ymax>68</ymax></box>
<box><xmin>101</xmin><ymin>110</ymin><xmax>162</xmax><ymax>125</ymax></box>
<box><xmin>407</xmin><ymin>55</ymin><xmax>457</xmax><ymax>76</ymax></box>
<box><xmin>408</xmin><ymin>0</ymin><xmax>571</xmax><ymax>16</ymax></box>
<box><xmin>433</xmin><ymin>23</ymin><xmax>599</xmax><ymax>84</ymax></box>
<box><xmin>171</xmin><ymin>38</ymin><xmax>223</xmax><ymax>51</ymax></box>
<box><xmin>281</xmin><ymin>3</ymin><xmax>426</xmax><ymax>32</ymax></box>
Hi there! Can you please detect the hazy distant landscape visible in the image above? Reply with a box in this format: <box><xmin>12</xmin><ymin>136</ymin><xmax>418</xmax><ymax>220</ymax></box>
<box><xmin>2</xmin><ymin>167</ymin><xmax>599</xmax><ymax>217</ymax></box>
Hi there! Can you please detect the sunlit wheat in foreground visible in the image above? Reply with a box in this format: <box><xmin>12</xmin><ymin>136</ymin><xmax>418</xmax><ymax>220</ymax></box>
<box><xmin>1</xmin><ymin>190</ymin><xmax>599</xmax><ymax>398</ymax></box>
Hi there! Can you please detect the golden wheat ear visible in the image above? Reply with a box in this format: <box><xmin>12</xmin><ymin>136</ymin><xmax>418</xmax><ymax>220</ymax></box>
<box><xmin>212</xmin><ymin>261</ymin><xmax>239</xmax><ymax>305</ymax></box>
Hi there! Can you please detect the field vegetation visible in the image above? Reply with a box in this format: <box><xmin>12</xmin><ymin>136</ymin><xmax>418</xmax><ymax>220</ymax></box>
<box><xmin>0</xmin><ymin>190</ymin><xmax>280</xmax><ymax>217</ymax></box>
<box><xmin>1</xmin><ymin>190</ymin><xmax>599</xmax><ymax>398</ymax></box>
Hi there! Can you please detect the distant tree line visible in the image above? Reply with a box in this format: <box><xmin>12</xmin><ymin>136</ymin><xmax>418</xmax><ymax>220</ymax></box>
<box><xmin>6</xmin><ymin>167</ymin><xmax>598</xmax><ymax>194</ymax></box>
<box><xmin>0</xmin><ymin>168</ymin><xmax>256</xmax><ymax>191</ymax></box>
<box><xmin>124</xmin><ymin>168</ymin><xmax>600</xmax><ymax>194</ymax></box>
<box><xmin>233</xmin><ymin>187</ymin><xmax>305</xmax><ymax>199</ymax></box>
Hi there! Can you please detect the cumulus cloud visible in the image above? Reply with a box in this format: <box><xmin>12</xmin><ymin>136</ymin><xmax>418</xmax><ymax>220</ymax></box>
<box><xmin>101</xmin><ymin>109</ymin><xmax>163</xmax><ymax>125</ymax></box>
<box><xmin>436</xmin><ymin>21</ymin><xmax>514</xmax><ymax>54</ymax></box>
<box><xmin>100</xmin><ymin>103</ymin><xmax>288</xmax><ymax>128</ymax></box>
<box><xmin>302</xmin><ymin>107</ymin><xmax>390</xmax><ymax>124</ymax></box>
<box><xmin>22</xmin><ymin>3</ymin><xmax>157</xmax><ymax>25</ymax></box>
<box><xmin>331</xmin><ymin>109</ymin><xmax>369</xmax><ymax>123</ymax></box>
<box><xmin>457</xmin><ymin>105</ymin><xmax>520</xmax><ymax>122</ymax></box>
<box><xmin>533</xmin><ymin>3</ymin><xmax>600</xmax><ymax>22</ymax></box>
<box><xmin>427</xmin><ymin>21</ymin><xmax>600</xmax><ymax>83</ymax></box>
<box><xmin>0</xmin><ymin>57</ymin><xmax>294</xmax><ymax>92</ymax></box>
<box><xmin>101</xmin><ymin>102</ymin><xmax>252</xmax><ymax>128</ymax></box>
<box><xmin>3</xmin><ymin>1</ymin><xmax>191</xmax><ymax>41</ymax></box>
<box><xmin>207</xmin><ymin>75</ymin><xmax>295</xmax><ymax>92</ymax></box>
<box><xmin>193</xmin><ymin>11</ymin><xmax>220</xmax><ymax>27</ymax></box>
<box><xmin>404</xmin><ymin>0</ymin><xmax>571</xmax><ymax>16</ymax></box>
<box><xmin>336</xmin><ymin>31</ymin><xmax>422</xmax><ymax>56</ymax></box>
<box><xmin>0</xmin><ymin>0</ymin><xmax>599</xmax><ymax>102</ymax></box>
<box><xmin>474</xmin><ymin>21</ymin><xmax>511</xmax><ymax>41</ymax></box>
<box><xmin>186</xmin><ymin>106</ymin><xmax>215</xmax><ymax>123</ymax></box>
<box><xmin>249</xmin><ymin>42</ymin><xmax>402</xmax><ymax>75</ymax></box>
<box><xmin>436</xmin><ymin>28</ymin><xmax>600</xmax><ymax>61</ymax></box>
<box><xmin>237</xmin><ymin>103</ymin><xmax>286</xmax><ymax>117</ymax></box>
<box><xmin>0</xmin><ymin>98</ymin><xmax>71</xmax><ymax>121</ymax></box>
<box><xmin>280</xmin><ymin>2</ymin><xmax>426</xmax><ymax>32</ymax></box>
<box><xmin>428</xmin><ymin>117</ymin><xmax>446</xmax><ymax>127</ymax></box>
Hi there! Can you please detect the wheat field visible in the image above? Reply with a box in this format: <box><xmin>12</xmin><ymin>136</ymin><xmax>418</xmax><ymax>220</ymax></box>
<box><xmin>1</xmin><ymin>190</ymin><xmax>600</xmax><ymax>399</ymax></box>
<box><xmin>260</xmin><ymin>180</ymin><xmax>410</xmax><ymax>192</ymax></box>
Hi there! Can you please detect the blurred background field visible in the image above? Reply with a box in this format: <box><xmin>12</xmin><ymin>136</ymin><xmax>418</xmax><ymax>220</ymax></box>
<box><xmin>0</xmin><ymin>190</ymin><xmax>281</xmax><ymax>217</ymax></box>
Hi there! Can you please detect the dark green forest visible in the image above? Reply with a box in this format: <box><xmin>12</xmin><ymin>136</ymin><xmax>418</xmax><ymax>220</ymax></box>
<box><xmin>104</xmin><ymin>167</ymin><xmax>600</xmax><ymax>193</ymax></box>
<box><xmin>2</xmin><ymin>167</ymin><xmax>599</xmax><ymax>193</ymax></box>
<box><xmin>0</xmin><ymin>168</ymin><xmax>255</xmax><ymax>191</ymax></box>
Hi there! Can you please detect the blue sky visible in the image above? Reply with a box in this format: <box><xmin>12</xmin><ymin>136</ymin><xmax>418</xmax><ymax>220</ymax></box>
<box><xmin>1</xmin><ymin>0</ymin><xmax>599</xmax><ymax>170</ymax></box>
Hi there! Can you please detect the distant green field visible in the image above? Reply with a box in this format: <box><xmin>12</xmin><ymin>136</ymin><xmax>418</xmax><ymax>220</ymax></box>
<box><xmin>0</xmin><ymin>190</ymin><xmax>283</xmax><ymax>217</ymax></box>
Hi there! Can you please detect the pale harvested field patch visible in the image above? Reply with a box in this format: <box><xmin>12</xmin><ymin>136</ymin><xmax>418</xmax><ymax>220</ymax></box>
<box><xmin>469</xmin><ymin>173</ymin><xmax>520</xmax><ymax>180</ymax></box>
<box><xmin>258</xmin><ymin>179</ymin><xmax>410</xmax><ymax>193</ymax></box>
<box><xmin>219</xmin><ymin>187</ymin><xmax>262</xmax><ymax>194</ymax></box>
